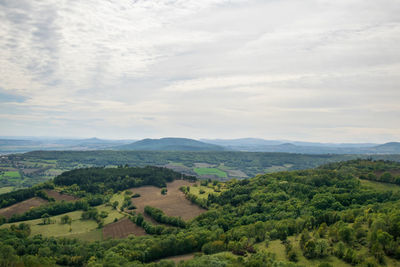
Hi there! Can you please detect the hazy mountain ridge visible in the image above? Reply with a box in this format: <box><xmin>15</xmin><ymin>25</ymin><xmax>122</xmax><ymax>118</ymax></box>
<box><xmin>1</xmin><ymin>137</ymin><xmax>399</xmax><ymax>154</ymax></box>
<box><xmin>113</xmin><ymin>137</ymin><xmax>226</xmax><ymax>151</ymax></box>
<box><xmin>0</xmin><ymin>138</ymin><xmax>134</xmax><ymax>154</ymax></box>
<box><xmin>203</xmin><ymin>139</ymin><xmax>400</xmax><ymax>154</ymax></box>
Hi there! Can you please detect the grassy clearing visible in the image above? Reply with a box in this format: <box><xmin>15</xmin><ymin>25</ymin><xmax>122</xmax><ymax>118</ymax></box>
<box><xmin>256</xmin><ymin>237</ymin><xmax>352</xmax><ymax>267</ymax></box>
<box><xmin>97</xmin><ymin>204</ymin><xmax>125</xmax><ymax>224</ymax></box>
<box><xmin>189</xmin><ymin>184</ymin><xmax>218</xmax><ymax>199</ymax></box>
<box><xmin>194</xmin><ymin>167</ymin><xmax>227</xmax><ymax>178</ymax></box>
<box><xmin>1</xmin><ymin>204</ymin><xmax>124</xmax><ymax>240</ymax></box>
<box><xmin>66</xmin><ymin>228</ymin><xmax>103</xmax><ymax>241</ymax></box>
<box><xmin>110</xmin><ymin>192</ymin><xmax>126</xmax><ymax>209</ymax></box>
<box><xmin>0</xmin><ymin>186</ymin><xmax>14</xmax><ymax>194</ymax></box>
<box><xmin>360</xmin><ymin>179</ymin><xmax>400</xmax><ymax>192</ymax></box>
<box><xmin>1</xmin><ymin>171</ymin><xmax>21</xmax><ymax>178</ymax></box>
<box><xmin>264</xmin><ymin>165</ymin><xmax>290</xmax><ymax>173</ymax></box>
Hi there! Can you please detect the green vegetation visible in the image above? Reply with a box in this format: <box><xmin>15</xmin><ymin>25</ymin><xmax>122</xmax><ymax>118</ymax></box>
<box><xmin>1</xmin><ymin>171</ymin><xmax>21</xmax><ymax>178</ymax></box>
<box><xmin>144</xmin><ymin>206</ymin><xmax>186</xmax><ymax>228</ymax></box>
<box><xmin>189</xmin><ymin>183</ymin><xmax>222</xmax><ymax>200</ymax></box>
<box><xmin>2</xmin><ymin>150</ymin><xmax>400</xmax><ymax>193</ymax></box>
<box><xmin>194</xmin><ymin>167</ymin><xmax>227</xmax><ymax>178</ymax></box>
<box><xmin>54</xmin><ymin>166</ymin><xmax>196</xmax><ymax>193</ymax></box>
<box><xmin>1</xmin><ymin>160</ymin><xmax>400</xmax><ymax>266</ymax></box>
<box><xmin>0</xmin><ymin>186</ymin><xmax>14</xmax><ymax>194</ymax></box>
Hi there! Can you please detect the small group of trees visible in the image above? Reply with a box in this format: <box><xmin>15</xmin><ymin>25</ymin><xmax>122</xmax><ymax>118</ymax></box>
<box><xmin>180</xmin><ymin>188</ymin><xmax>208</xmax><ymax>209</ymax></box>
<box><xmin>131</xmin><ymin>214</ymin><xmax>177</xmax><ymax>235</ymax></box>
<box><xmin>121</xmin><ymin>196</ymin><xmax>135</xmax><ymax>211</ymax></box>
<box><xmin>81</xmin><ymin>208</ymin><xmax>108</xmax><ymax>228</ymax></box>
<box><xmin>144</xmin><ymin>206</ymin><xmax>186</xmax><ymax>228</ymax></box>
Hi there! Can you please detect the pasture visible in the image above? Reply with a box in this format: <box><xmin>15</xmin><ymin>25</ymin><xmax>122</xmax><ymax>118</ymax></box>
<box><xmin>1</xmin><ymin>204</ymin><xmax>125</xmax><ymax>240</ymax></box>
<box><xmin>194</xmin><ymin>167</ymin><xmax>227</xmax><ymax>178</ymax></box>
<box><xmin>256</xmin><ymin>238</ymin><xmax>352</xmax><ymax>267</ymax></box>
<box><xmin>0</xmin><ymin>186</ymin><xmax>14</xmax><ymax>194</ymax></box>
<box><xmin>1</xmin><ymin>171</ymin><xmax>21</xmax><ymax>178</ymax></box>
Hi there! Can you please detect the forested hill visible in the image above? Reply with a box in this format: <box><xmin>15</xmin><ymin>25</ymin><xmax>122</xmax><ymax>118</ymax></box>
<box><xmin>114</xmin><ymin>137</ymin><xmax>226</xmax><ymax>151</ymax></box>
<box><xmin>53</xmin><ymin>166</ymin><xmax>195</xmax><ymax>193</ymax></box>
<box><xmin>320</xmin><ymin>159</ymin><xmax>400</xmax><ymax>185</ymax></box>
<box><xmin>1</xmin><ymin>160</ymin><xmax>400</xmax><ymax>266</ymax></box>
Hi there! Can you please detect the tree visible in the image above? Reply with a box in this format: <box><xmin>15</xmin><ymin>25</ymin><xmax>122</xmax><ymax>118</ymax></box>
<box><xmin>339</xmin><ymin>226</ymin><xmax>353</xmax><ymax>243</ymax></box>
<box><xmin>202</xmin><ymin>240</ymin><xmax>226</xmax><ymax>254</ymax></box>
<box><xmin>60</xmin><ymin>215</ymin><xmax>72</xmax><ymax>225</ymax></box>
<box><xmin>41</xmin><ymin>213</ymin><xmax>51</xmax><ymax>225</ymax></box>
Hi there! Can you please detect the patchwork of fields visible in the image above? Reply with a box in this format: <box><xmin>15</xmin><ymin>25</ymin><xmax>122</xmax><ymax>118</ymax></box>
<box><xmin>0</xmin><ymin>181</ymin><xmax>214</xmax><ymax>242</ymax></box>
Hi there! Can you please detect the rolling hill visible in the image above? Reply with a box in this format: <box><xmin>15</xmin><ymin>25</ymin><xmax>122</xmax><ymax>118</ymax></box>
<box><xmin>1</xmin><ymin>160</ymin><xmax>400</xmax><ymax>266</ymax></box>
<box><xmin>114</xmin><ymin>137</ymin><xmax>226</xmax><ymax>151</ymax></box>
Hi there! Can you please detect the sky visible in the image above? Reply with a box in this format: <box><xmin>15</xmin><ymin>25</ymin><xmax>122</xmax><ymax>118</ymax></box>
<box><xmin>0</xmin><ymin>0</ymin><xmax>399</xmax><ymax>143</ymax></box>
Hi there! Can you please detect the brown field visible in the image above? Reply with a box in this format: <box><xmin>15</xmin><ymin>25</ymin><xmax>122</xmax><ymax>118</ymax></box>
<box><xmin>130</xmin><ymin>180</ymin><xmax>206</xmax><ymax>221</ymax></box>
<box><xmin>44</xmin><ymin>189</ymin><xmax>78</xmax><ymax>201</ymax></box>
<box><xmin>21</xmin><ymin>168</ymin><xmax>40</xmax><ymax>174</ymax></box>
<box><xmin>103</xmin><ymin>217</ymin><xmax>146</xmax><ymax>239</ymax></box>
<box><xmin>0</xmin><ymin>197</ymin><xmax>48</xmax><ymax>219</ymax></box>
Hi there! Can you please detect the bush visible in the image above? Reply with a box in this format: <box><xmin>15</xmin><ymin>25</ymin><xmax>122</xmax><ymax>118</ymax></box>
<box><xmin>202</xmin><ymin>241</ymin><xmax>226</xmax><ymax>254</ymax></box>
<box><xmin>144</xmin><ymin>206</ymin><xmax>186</xmax><ymax>228</ymax></box>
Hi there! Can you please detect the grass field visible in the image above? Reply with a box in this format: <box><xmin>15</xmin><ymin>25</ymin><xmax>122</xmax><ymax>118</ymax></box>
<box><xmin>0</xmin><ymin>171</ymin><xmax>21</xmax><ymax>178</ymax></box>
<box><xmin>97</xmin><ymin>205</ymin><xmax>125</xmax><ymax>224</ymax></box>
<box><xmin>190</xmin><ymin>184</ymin><xmax>218</xmax><ymax>199</ymax></box>
<box><xmin>66</xmin><ymin>229</ymin><xmax>103</xmax><ymax>241</ymax></box>
<box><xmin>1</xmin><ymin>204</ymin><xmax>124</xmax><ymax>240</ymax></box>
<box><xmin>256</xmin><ymin>238</ymin><xmax>352</xmax><ymax>267</ymax></box>
<box><xmin>360</xmin><ymin>179</ymin><xmax>400</xmax><ymax>192</ymax></box>
<box><xmin>0</xmin><ymin>186</ymin><xmax>14</xmax><ymax>194</ymax></box>
<box><xmin>110</xmin><ymin>192</ymin><xmax>126</xmax><ymax>209</ymax></box>
<box><xmin>194</xmin><ymin>167</ymin><xmax>227</xmax><ymax>178</ymax></box>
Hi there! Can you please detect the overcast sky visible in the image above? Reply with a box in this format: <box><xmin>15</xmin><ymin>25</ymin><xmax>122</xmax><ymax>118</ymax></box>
<box><xmin>0</xmin><ymin>0</ymin><xmax>399</xmax><ymax>142</ymax></box>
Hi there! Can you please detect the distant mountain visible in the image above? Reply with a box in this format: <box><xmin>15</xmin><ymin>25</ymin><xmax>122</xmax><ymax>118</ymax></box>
<box><xmin>0</xmin><ymin>138</ymin><xmax>134</xmax><ymax>154</ymax></box>
<box><xmin>201</xmin><ymin>138</ymin><xmax>283</xmax><ymax>148</ymax></box>
<box><xmin>369</xmin><ymin>142</ymin><xmax>400</xmax><ymax>153</ymax></box>
<box><xmin>201</xmin><ymin>139</ymin><xmax>399</xmax><ymax>154</ymax></box>
<box><xmin>114</xmin><ymin>138</ymin><xmax>226</xmax><ymax>151</ymax></box>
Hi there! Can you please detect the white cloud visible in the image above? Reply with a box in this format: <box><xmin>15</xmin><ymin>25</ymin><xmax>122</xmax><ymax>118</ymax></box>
<box><xmin>0</xmin><ymin>0</ymin><xmax>399</xmax><ymax>142</ymax></box>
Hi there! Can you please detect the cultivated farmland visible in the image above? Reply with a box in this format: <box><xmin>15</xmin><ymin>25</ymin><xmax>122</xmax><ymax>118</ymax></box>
<box><xmin>103</xmin><ymin>217</ymin><xmax>146</xmax><ymax>239</ymax></box>
<box><xmin>0</xmin><ymin>197</ymin><xmax>48</xmax><ymax>219</ymax></box>
<box><xmin>130</xmin><ymin>180</ymin><xmax>206</xmax><ymax>221</ymax></box>
<box><xmin>44</xmin><ymin>189</ymin><xmax>78</xmax><ymax>201</ymax></box>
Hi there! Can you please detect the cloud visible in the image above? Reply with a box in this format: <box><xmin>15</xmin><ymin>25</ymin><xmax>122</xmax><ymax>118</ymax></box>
<box><xmin>0</xmin><ymin>0</ymin><xmax>399</xmax><ymax>142</ymax></box>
